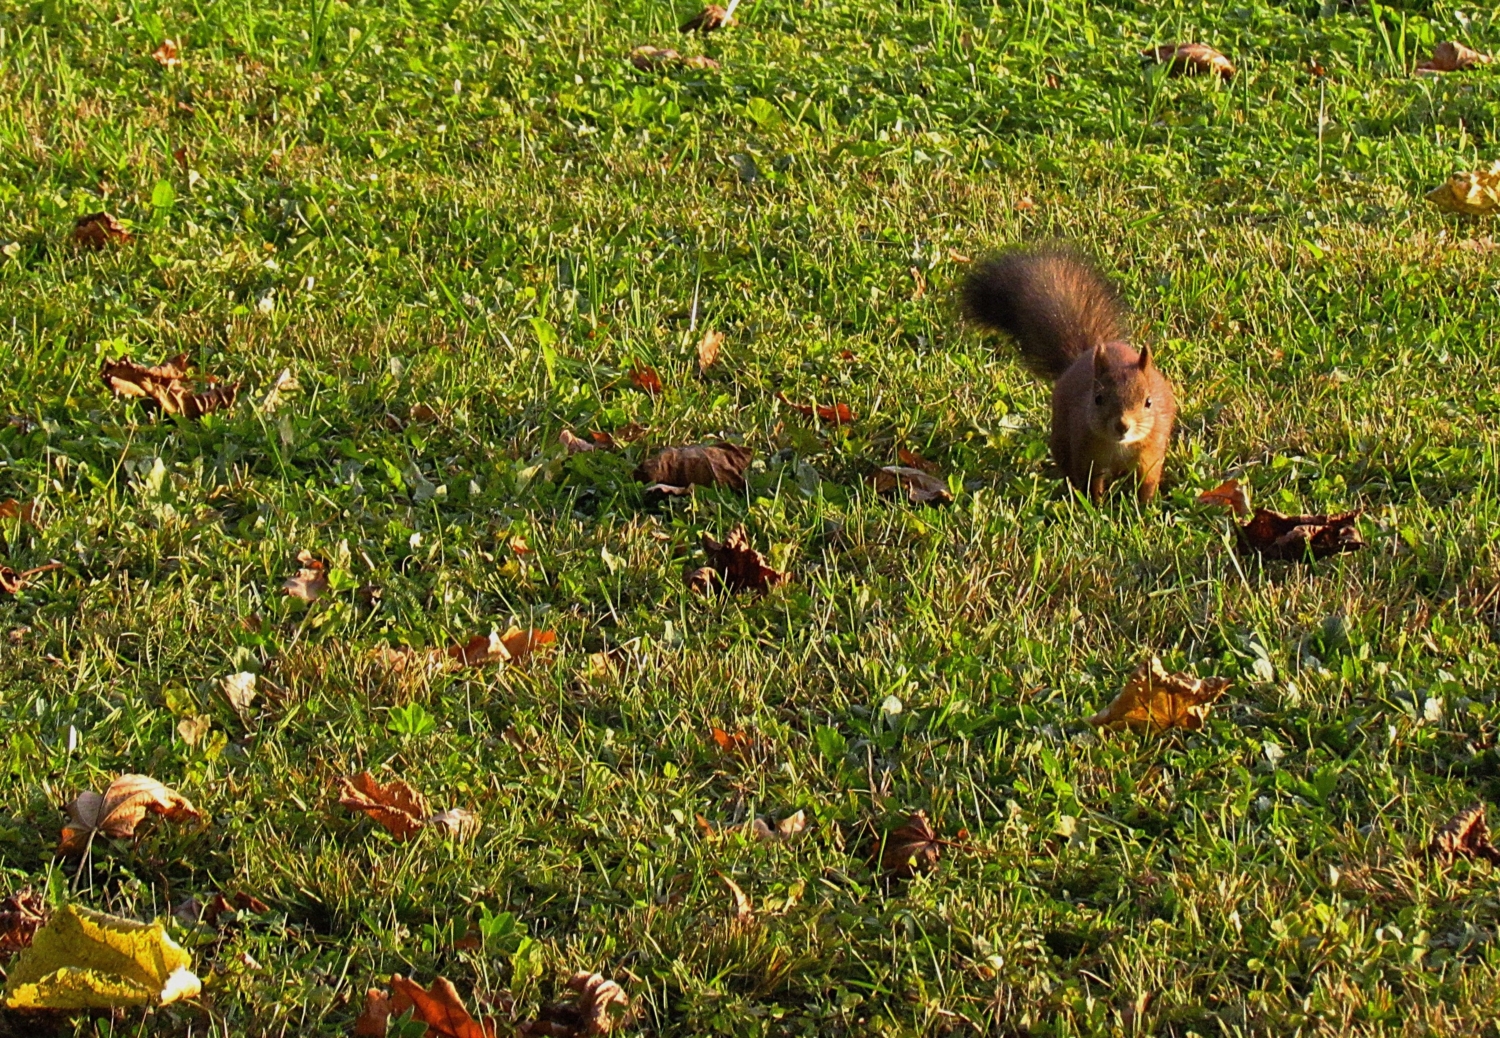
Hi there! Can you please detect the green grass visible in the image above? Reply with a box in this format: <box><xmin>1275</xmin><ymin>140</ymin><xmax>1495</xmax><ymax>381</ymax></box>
<box><xmin>2</xmin><ymin>0</ymin><xmax>1500</xmax><ymax>1033</ymax></box>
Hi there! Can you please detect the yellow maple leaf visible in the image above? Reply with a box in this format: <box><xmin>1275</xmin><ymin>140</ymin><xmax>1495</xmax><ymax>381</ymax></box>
<box><xmin>2</xmin><ymin>904</ymin><xmax>201</xmax><ymax>1009</ymax></box>
<box><xmin>1088</xmin><ymin>657</ymin><xmax>1232</xmax><ymax>732</ymax></box>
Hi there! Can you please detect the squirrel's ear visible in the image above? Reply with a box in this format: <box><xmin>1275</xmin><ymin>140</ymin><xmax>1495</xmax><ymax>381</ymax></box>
<box><xmin>1093</xmin><ymin>344</ymin><xmax>1109</xmax><ymax>376</ymax></box>
<box><xmin>1138</xmin><ymin>343</ymin><xmax>1153</xmax><ymax>370</ymax></box>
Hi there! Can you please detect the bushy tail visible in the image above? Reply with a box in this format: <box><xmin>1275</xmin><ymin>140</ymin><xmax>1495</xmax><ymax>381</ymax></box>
<box><xmin>961</xmin><ymin>246</ymin><xmax>1127</xmax><ymax>381</ymax></box>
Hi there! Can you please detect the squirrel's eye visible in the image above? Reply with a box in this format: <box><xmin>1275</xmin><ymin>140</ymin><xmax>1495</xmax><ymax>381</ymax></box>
<box><xmin>1145</xmin><ymin>398</ymin><xmax>1153</xmax><ymax>408</ymax></box>
<box><xmin>1094</xmin><ymin>394</ymin><xmax>1104</xmax><ymax>406</ymax></box>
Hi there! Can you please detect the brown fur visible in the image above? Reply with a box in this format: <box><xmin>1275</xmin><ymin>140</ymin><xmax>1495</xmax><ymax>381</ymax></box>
<box><xmin>962</xmin><ymin>247</ymin><xmax>1176</xmax><ymax>502</ymax></box>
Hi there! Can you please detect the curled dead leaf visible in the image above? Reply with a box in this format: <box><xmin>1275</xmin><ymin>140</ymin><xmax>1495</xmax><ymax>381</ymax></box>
<box><xmin>151</xmin><ymin>39</ymin><xmax>181</xmax><ymax>67</ymax></box>
<box><xmin>73</xmin><ymin>212</ymin><xmax>133</xmax><ymax>249</ymax></box>
<box><xmin>872</xmin><ymin>466</ymin><xmax>952</xmax><ymax>506</ymax></box>
<box><xmin>697</xmin><ymin>329</ymin><xmax>723</xmax><ymax>373</ymax></box>
<box><xmin>520</xmin><ymin>971</ymin><xmax>630</xmax><ymax>1036</ymax></box>
<box><xmin>449</xmin><ymin>626</ymin><xmax>557</xmax><ymax>666</ymax></box>
<box><xmin>1429</xmin><ymin>802</ymin><xmax>1500</xmax><ymax>865</ymax></box>
<box><xmin>60</xmin><ymin>775</ymin><xmax>201</xmax><ymax>855</ymax></box>
<box><xmin>1236</xmin><ymin>508</ymin><xmax>1363</xmax><ymax>561</ymax></box>
<box><xmin>634</xmin><ymin>442</ymin><xmax>753</xmax><ymax>491</ymax></box>
<box><xmin>354</xmin><ymin>988</ymin><xmax>393</xmax><ymax>1037</ymax></box>
<box><xmin>100</xmin><ymin>354</ymin><xmax>239</xmax><ymax>418</ymax></box>
<box><xmin>1196</xmin><ymin>478</ymin><xmax>1252</xmax><ymax>517</ymax></box>
<box><xmin>283</xmin><ymin>549</ymin><xmax>328</xmax><ymax>602</ymax></box>
<box><xmin>880</xmin><ymin>810</ymin><xmax>943</xmax><ymax>878</ymax></box>
<box><xmin>0</xmin><ymin>889</ymin><xmax>48</xmax><ymax>958</ymax></box>
<box><xmin>1143</xmin><ymin>42</ymin><xmax>1235</xmax><ymax>80</ymax></box>
<box><xmin>339</xmin><ymin>772</ymin><xmax>430</xmax><ymax>841</ymax></box>
<box><xmin>409</xmin><ymin>402</ymin><xmax>439</xmax><ymax>423</ymax></box>
<box><xmin>719</xmin><ymin>873</ymin><xmax>754</xmax><ymax>924</ymax></box>
<box><xmin>691</xmin><ymin>526</ymin><xmax>788</xmax><ymax>594</ymax></box>
<box><xmin>1088</xmin><ymin>657</ymin><xmax>1231</xmax><ymax>732</ymax></box>
<box><xmin>1428</xmin><ymin>161</ymin><xmax>1500</xmax><ymax>216</ymax></box>
<box><xmin>680</xmin><ymin>4</ymin><xmax>730</xmax><ymax>33</ymax></box>
<box><xmin>389</xmin><ymin>974</ymin><xmax>498</xmax><ymax>1038</ymax></box>
<box><xmin>629</xmin><ymin>364</ymin><xmax>663</xmax><ymax>396</ymax></box>
<box><xmin>776</xmin><ymin>392</ymin><xmax>855</xmax><ymax>424</ymax></box>
<box><xmin>708</xmin><ymin>726</ymin><xmax>756</xmax><ymax>756</ymax></box>
<box><xmin>0</xmin><ymin>561</ymin><xmax>64</xmax><ymax>596</ymax></box>
<box><xmin>1416</xmin><ymin>40</ymin><xmax>1492</xmax><ymax>73</ymax></box>
<box><xmin>560</xmin><ymin>429</ymin><xmax>596</xmax><ymax>454</ymax></box>
<box><xmin>896</xmin><ymin>448</ymin><xmax>938</xmax><ymax>474</ymax></box>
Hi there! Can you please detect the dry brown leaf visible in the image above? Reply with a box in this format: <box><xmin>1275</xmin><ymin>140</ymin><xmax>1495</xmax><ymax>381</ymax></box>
<box><xmin>896</xmin><ymin>448</ymin><xmax>938</xmax><ymax>474</ymax></box>
<box><xmin>629</xmin><ymin>364</ymin><xmax>663</xmax><ymax>396</ymax></box>
<box><xmin>0</xmin><ymin>889</ymin><xmax>48</xmax><ymax>958</ymax></box>
<box><xmin>449</xmin><ymin>627</ymin><xmax>557</xmax><ymax>666</ymax></box>
<box><xmin>751</xmin><ymin>810</ymin><xmax>807</xmax><ymax>841</ymax></box>
<box><xmin>409</xmin><ymin>402</ymin><xmax>439</xmax><ymax>423</ymax></box>
<box><xmin>681</xmin><ymin>54</ymin><xmax>721</xmax><ymax>70</ymax></box>
<box><xmin>1428</xmin><ymin>161</ymin><xmax>1500</xmax><ymax>216</ymax></box>
<box><xmin>283</xmin><ymin>550</ymin><xmax>328</xmax><ymax>602</ymax></box>
<box><xmin>151</xmin><ymin>39</ymin><xmax>181</xmax><ymax>67</ymax></box>
<box><xmin>708</xmin><ymin>726</ymin><xmax>755</xmax><ymax>756</ymax></box>
<box><xmin>607</xmin><ymin>422</ymin><xmax>648</xmax><ymax>444</ymax></box>
<box><xmin>0</xmin><ymin>499</ymin><xmax>41</xmax><ymax>527</ymax></box>
<box><xmin>719</xmin><ymin>873</ymin><xmax>754</xmax><ymax>924</ymax></box>
<box><xmin>354</xmin><ymin>989</ymin><xmax>393</xmax><ymax>1037</ymax></box>
<box><xmin>59</xmin><ymin>775</ymin><xmax>201</xmax><ymax>854</ymax></box>
<box><xmin>630</xmin><ymin>45</ymin><xmax>681</xmax><ymax>69</ymax></box>
<box><xmin>0</xmin><ymin>561</ymin><xmax>63</xmax><ymax>596</ymax></box>
<box><xmin>338</xmin><ymin>772</ymin><xmax>431</xmax><ymax>841</ymax></box>
<box><xmin>176</xmin><ymin>891</ymin><xmax>270</xmax><ymax>928</ymax></box>
<box><xmin>560</xmin><ymin>429</ymin><xmax>596</xmax><ymax>454</ymax></box>
<box><xmin>1416</xmin><ymin>40</ymin><xmax>1492</xmax><ymax>73</ymax></box>
<box><xmin>1143</xmin><ymin>42</ymin><xmax>1235</xmax><ymax>79</ymax></box>
<box><xmin>880</xmin><ymin>810</ymin><xmax>943</xmax><ymax>878</ymax></box>
<box><xmin>680</xmin><ymin>4</ymin><xmax>730</xmax><ymax>33</ymax></box>
<box><xmin>872</xmin><ymin>466</ymin><xmax>952</xmax><ymax>505</ymax></box>
<box><xmin>520</xmin><ymin>972</ymin><xmax>630</xmax><ymax>1036</ymax></box>
<box><xmin>909</xmin><ymin>266</ymin><xmax>927</xmax><ymax>300</ymax></box>
<box><xmin>1088</xmin><ymin>657</ymin><xmax>1232</xmax><ymax>732</ymax></box>
<box><xmin>697</xmin><ymin>329</ymin><xmax>723</xmax><ymax>373</ymax></box>
<box><xmin>776</xmin><ymin>392</ymin><xmax>855</xmax><ymax>424</ymax></box>
<box><xmin>691</xmin><ymin>526</ymin><xmax>788</xmax><ymax>594</ymax></box>
<box><xmin>72</xmin><ymin>212</ymin><xmax>133</xmax><ymax>249</ymax></box>
<box><xmin>427</xmin><ymin>808</ymin><xmax>480</xmax><ymax>841</ymax></box>
<box><xmin>389</xmin><ymin>975</ymin><xmax>498</xmax><ymax>1038</ymax></box>
<box><xmin>1429</xmin><ymin>802</ymin><xmax>1500</xmax><ymax>865</ymax></box>
<box><xmin>100</xmin><ymin>354</ymin><xmax>239</xmax><ymax>418</ymax></box>
<box><xmin>1197</xmin><ymin>478</ymin><xmax>1252</xmax><ymax>517</ymax></box>
<box><xmin>1236</xmin><ymin>508</ymin><xmax>1364</xmax><ymax>561</ymax></box>
<box><xmin>634</xmin><ymin>443</ymin><xmax>753</xmax><ymax>491</ymax></box>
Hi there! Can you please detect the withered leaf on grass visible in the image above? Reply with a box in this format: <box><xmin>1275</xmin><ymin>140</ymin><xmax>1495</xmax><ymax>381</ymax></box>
<box><xmin>1235</xmin><ymin>508</ymin><xmax>1363</xmax><ymax>561</ymax></box>
<box><xmin>151</xmin><ymin>39</ymin><xmax>181</xmax><ymax>67</ymax></box>
<box><xmin>0</xmin><ymin>889</ymin><xmax>48</xmax><ymax>958</ymax></box>
<box><xmin>338</xmin><ymin>772</ymin><xmax>479</xmax><ymax>842</ymax></box>
<box><xmin>719</xmin><ymin>874</ymin><xmax>754</xmax><ymax>924</ymax></box>
<box><xmin>449</xmin><ymin>626</ymin><xmax>557</xmax><ymax>666</ymax></box>
<box><xmin>1088</xmin><ymin>657</ymin><xmax>1231</xmax><ymax>732</ymax></box>
<box><xmin>519</xmin><ymin>972</ymin><xmax>631</xmax><ymax>1036</ymax></box>
<box><xmin>0</xmin><ymin>561</ymin><xmax>63</xmax><ymax>596</ymax></box>
<box><xmin>1142</xmin><ymin>42</ymin><xmax>1235</xmax><ymax>80</ymax></box>
<box><xmin>690</xmin><ymin>526</ymin><xmax>788</xmax><ymax>594</ymax></box>
<box><xmin>879</xmin><ymin>810</ymin><xmax>944</xmax><ymax>878</ymax></box>
<box><xmin>680</xmin><ymin>4</ymin><xmax>730</xmax><ymax>33</ymax></box>
<box><xmin>1428</xmin><ymin>802</ymin><xmax>1500</xmax><ymax>865</ymax></box>
<box><xmin>629</xmin><ymin>364</ymin><xmax>663</xmax><ymax>396</ymax></box>
<box><xmin>60</xmin><ymin>775</ymin><xmax>201</xmax><ymax>855</ymax></box>
<box><xmin>174</xmin><ymin>892</ymin><xmax>270</xmax><ymax>928</ymax></box>
<box><xmin>708</xmin><ymin>726</ymin><xmax>756</xmax><ymax>756</ymax></box>
<box><xmin>635</xmin><ymin>443</ymin><xmax>753</xmax><ymax>491</ymax></box>
<box><xmin>872</xmin><ymin>466</ymin><xmax>952</xmax><ymax>506</ymax></box>
<box><xmin>1428</xmin><ymin>161</ymin><xmax>1500</xmax><ymax>216</ymax></box>
<box><xmin>73</xmin><ymin>212</ymin><xmax>133</xmax><ymax>249</ymax></box>
<box><xmin>897</xmin><ymin>448</ymin><xmax>938</xmax><ymax>474</ymax></box>
<box><xmin>1417</xmin><ymin>40</ymin><xmax>1492</xmax><ymax>73</ymax></box>
<box><xmin>100</xmin><ymin>354</ymin><xmax>240</xmax><ymax>418</ymax></box>
<box><xmin>1197</xmin><ymin>478</ymin><xmax>1252</xmax><ymax>517</ymax></box>
<box><xmin>282</xmin><ymin>550</ymin><xmax>328</xmax><ymax>601</ymax></box>
<box><xmin>697</xmin><ymin>329</ymin><xmax>724</xmax><ymax>372</ymax></box>
<box><xmin>776</xmin><ymin>392</ymin><xmax>855</xmax><ymax>424</ymax></box>
<box><xmin>358</xmin><ymin>975</ymin><xmax>498</xmax><ymax>1038</ymax></box>
<box><xmin>560</xmin><ymin>429</ymin><xmax>596</xmax><ymax>454</ymax></box>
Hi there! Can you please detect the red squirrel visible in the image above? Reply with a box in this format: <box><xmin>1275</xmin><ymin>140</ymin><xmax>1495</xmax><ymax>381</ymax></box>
<box><xmin>962</xmin><ymin>246</ymin><xmax>1176</xmax><ymax>503</ymax></box>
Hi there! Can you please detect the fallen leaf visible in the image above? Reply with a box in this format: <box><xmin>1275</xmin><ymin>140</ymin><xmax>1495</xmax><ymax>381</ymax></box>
<box><xmin>719</xmin><ymin>874</ymin><xmax>754</xmax><ymax>924</ymax></box>
<box><xmin>0</xmin><ymin>498</ymin><xmax>41</xmax><ymax>528</ymax></box>
<box><xmin>427</xmin><ymin>808</ymin><xmax>481</xmax><ymax>841</ymax></box>
<box><xmin>1429</xmin><ymin>802</ymin><xmax>1500</xmax><ymax>865</ymax></box>
<box><xmin>681</xmin><ymin>54</ymin><xmax>721</xmax><ymax>70</ymax></box>
<box><xmin>177</xmin><ymin>892</ymin><xmax>271</xmax><ymax>928</ymax></box>
<box><xmin>751</xmin><ymin>810</ymin><xmax>807</xmax><ymax>841</ymax></box>
<box><xmin>151</xmin><ymin>39</ymin><xmax>181</xmax><ymax>67</ymax></box>
<box><xmin>449</xmin><ymin>626</ymin><xmax>557</xmax><ymax>666</ymax></box>
<box><xmin>1416</xmin><ymin>40</ymin><xmax>1492</xmax><ymax>73</ymax></box>
<box><xmin>708</xmin><ymin>726</ymin><xmax>755</xmax><ymax>756</ymax></box>
<box><xmin>896</xmin><ymin>448</ymin><xmax>938</xmax><ymax>474</ymax></box>
<box><xmin>221</xmin><ymin>671</ymin><xmax>257</xmax><ymax>718</ymax></box>
<box><xmin>72</xmin><ymin>212</ymin><xmax>133</xmax><ymax>249</ymax></box>
<box><xmin>100</xmin><ymin>354</ymin><xmax>239</xmax><ymax>417</ymax></box>
<box><xmin>634</xmin><ymin>443</ymin><xmax>753</xmax><ymax>491</ymax></box>
<box><xmin>872</xmin><ymin>466</ymin><xmax>952</xmax><ymax>505</ymax></box>
<box><xmin>680</xmin><ymin>4</ymin><xmax>730</xmax><ymax>32</ymax></box>
<box><xmin>1236</xmin><ymin>508</ymin><xmax>1364</xmax><ymax>561</ymax></box>
<box><xmin>909</xmin><ymin>266</ymin><xmax>927</xmax><ymax>300</ymax></box>
<box><xmin>176</xmin><ymin>714</ymin><xmax>211</xmax><ymax>747</ymax></box>
<box><xmin>1142</xmin><ymin>42</ymin><xmax>1235</xmax><ymax>80</ymax></box>
<box><xmin>1088</xmin><ymin>657</ymin><xmax>1232</xmax><ymax>732</ymax></box>
<box><xmin>697</xmin><ymin>329</ymin><xmax>723</xmax><ymax>373</ymax></box>
<box><xmin>1428</xmin><ymin>161</ymin><xmax>1500</xmax><ymax>216</ymax></box>
<box><xmin>692</xmin><ymin>526</ymin><xmax>788</xmax><ymax>594</ymax></box>
<box><xmin>1015</xmin><ymin>195</ymin><xmax>1036</xmax><ymax>211</ymax></box>
<box><xmin>409</xmin><ymin>402</ymin><xmax>439</xmax><ymax>423</ymax></box>
<box><xmin>880</xmin><ymin>810</ymin><xmax>943</xmax><ymax>878</ymax></box>
<box><xmin>608</xmin><ymin>422</ymin><xmax>648</xmax><ymax>444</ymax></box>
<box><xmin>520</xmin><ymin>971</ymin><xmax>630</xmax><ymax>1036</ymax></box>
<box><xmin>60</xmin><ymin>775</ymin><xmax>200</xmax><ymax>855</ymax></box>
<box><xmin>338</xmin><ymin>772</ymin><xmax>431</xmax><ymax>841</ymax></box>
<box><xmin>629</xmin><ymin>364</ymin><xmax>663</xmax><ymax>396</ymax></box>
<box><xmin>509</xmin><ymin>535</ymin><xmax>532</xmax><ymax>555</ymax></box>
<box><xmin>390</xmin><ymin>974</ymin><xmax>498</xmax><ymax>1038</ymax></box>
<box><xmin>0</xmin><ymin>889</ymin><xmax>47</xmax><ymax>958</ymax></box>
<box><xmin>354</xmin><ymin>988</ymin><xmax>393</xmax><ymax>1037</ymax></box>
<box><xmin>1</xmin><ymin>904</ymin><xmax>200</xmax><ymax>1009</ymax></box>
<box><xmin>629</xmin><ymin>46</ymin><xmax>718</xmax><ymax>71</ymax></box>
<box><xmin>0</xmin><ymin>561</ymin><xmax>64</xmax><ymax>595</ymax></box>
<box><xmin>283</xmin><ymin>549</ymin><xmax>328</xmax><ymax>602</ymax></box>
<box><xmin>776</xmin><ymin>392</ymin><xmax>855</xmax><ymax>424</ymax></box>
<box><xmin>560</xmin><ymin>429</ymin><xmax>596</xmax><ymax>454</ymax></box>
<box><xmin>1197</xmin><ymin>478</ymin><xmax>1252</xmax><ymax>517</ymax></box>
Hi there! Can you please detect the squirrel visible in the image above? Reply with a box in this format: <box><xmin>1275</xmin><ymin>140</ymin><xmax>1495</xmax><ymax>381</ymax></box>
<box><xmin>961</xmin><ymin>246</ymin><xmax>1176</xmax><ymax>503</ymax></box>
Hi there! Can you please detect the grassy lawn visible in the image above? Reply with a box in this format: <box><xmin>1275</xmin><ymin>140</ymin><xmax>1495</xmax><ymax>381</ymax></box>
<box><xmin>2</xmin><ymin>0</ymin><xmax>1500</xmax><ymax>1033</ymax></box>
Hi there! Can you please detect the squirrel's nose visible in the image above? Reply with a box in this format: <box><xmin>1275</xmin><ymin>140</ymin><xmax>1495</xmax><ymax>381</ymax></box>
<box><xmin>1115</xmin><ymin>419</ymin><xmax>1130</xmax><ymax>437</ymax></box>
